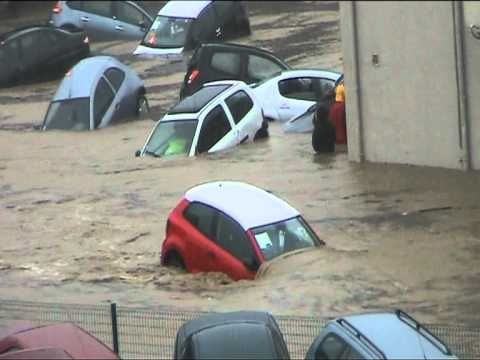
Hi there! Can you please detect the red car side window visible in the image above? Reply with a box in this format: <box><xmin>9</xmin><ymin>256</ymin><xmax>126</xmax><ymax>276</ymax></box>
<box><xmin>213</xmin><ymin>212</ymin><xmax>256</xmax><ymax>264</ymax></box>
<box><xmin>183</xmin><ymin>202</ymin><xmax>216</xmax><ymax>239</ymax></box>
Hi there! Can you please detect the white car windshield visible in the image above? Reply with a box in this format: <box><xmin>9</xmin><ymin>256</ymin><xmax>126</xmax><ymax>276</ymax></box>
<box><xmin>43</xmin><ymin>98</ymin><xmax>90</xmax><ymax>131</ymax></box>
<box><xmin>142</xmin><ymin>16</ymin><xmax>192</xmax><ymax>48</ymax></box>
<box><xmin>144</xmin><ymin>120</ymin><xmax>198</xmax><ymax>157</ymax></box>
<box><xmin>252</xmin><ymin>216</ymin><xmax>319</xmax><ymax>261</ymax></box>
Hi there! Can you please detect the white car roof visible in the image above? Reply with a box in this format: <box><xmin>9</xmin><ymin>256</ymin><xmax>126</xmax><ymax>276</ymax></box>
<box><xmin>158</xmin><ymin>0</ymin><xmax>211</xmax><ymax>19</ymax></box>
<box><xmin>161</xmin><ymin>81</ymin><xmax>248</xmax><ymax>120</ymax></box>
<box><xmin>184</xmin><ymin>181</ymin><xmax>300</xmax><ymax>230</ymax></box>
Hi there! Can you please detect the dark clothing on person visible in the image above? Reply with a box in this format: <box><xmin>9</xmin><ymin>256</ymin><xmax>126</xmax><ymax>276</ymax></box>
<box><xmin>312</xmin><ymin>102</ymin><xmax>335</xmax><ymax>153</ymax></box>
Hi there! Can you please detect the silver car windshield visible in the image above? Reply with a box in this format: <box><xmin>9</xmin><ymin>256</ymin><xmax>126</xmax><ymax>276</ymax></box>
<box><xmin>145</xmin><ymin>120</ymin><xmax>198</xmax><ymax>157</ymax></box>
<box><xmin>252</xmin><ymin>216</ymin><xmax>319</xmax><ymax>261</ymax></box>
<box><xmin>142</xmin><ymin>16</ymin><xmax>192</xmax><ymax>48</ymax></box>
<box><xmin>43</xmin><ymin>98</ymin><xmax>90</xmax><ymax>131</ymax></box>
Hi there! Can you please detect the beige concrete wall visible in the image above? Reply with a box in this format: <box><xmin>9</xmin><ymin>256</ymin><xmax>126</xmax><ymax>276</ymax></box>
<box><xmin>339</xmin><ymin>2</ymin><xmax>362</xmax><ymax>162</ymax></box>
<box><xmin>463</xmin><ymin>2</ymin><xmax>480</xmax><ymax>170</ymax></box>
<box><xmin>341</xmin><ymin>1</ymin><xmax>464</xmax><ymax>169</ymax></box>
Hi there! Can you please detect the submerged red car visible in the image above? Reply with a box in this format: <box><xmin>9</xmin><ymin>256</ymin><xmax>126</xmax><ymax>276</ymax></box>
<box><xmin>161</xmin><ymin>181</ymin><xmax>324</xmax><ymax>280</ymax></box>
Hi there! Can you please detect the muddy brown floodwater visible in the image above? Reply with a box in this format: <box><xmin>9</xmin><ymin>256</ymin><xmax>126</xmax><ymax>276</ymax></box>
<box><xmin>1</xmin><ymin>1</ymin><xmax>480</xmax><ymax>327</ymax></box>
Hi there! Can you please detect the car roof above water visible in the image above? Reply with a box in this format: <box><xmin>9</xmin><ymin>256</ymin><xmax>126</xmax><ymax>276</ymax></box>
<box><xmin>336</xmin><ymin>312</ymin><xmax>456</xmax><ymax>359</ymax></box>
<box><xmin>167</xmin><ymin>80</ymin><xmax>246</xmax><ymax>117</ymax></box>
<box><xmin>52</xmin><ymin>56</ymin><xmax>125</xmax><ymax>101</ymax></box>
<box><xmin>158</xmin><ymin>0</ymin><xmax>211</xmax><ymax>19</ymax></box>
<box><xmin>168</xmin><ymin>83</ymin><xmax>231</xmax><ymax>115</ymax></box>
<box><xmin>185</xmin><ymin>181</ymin><xmax>300</xmax><ymax>230</ymax></box>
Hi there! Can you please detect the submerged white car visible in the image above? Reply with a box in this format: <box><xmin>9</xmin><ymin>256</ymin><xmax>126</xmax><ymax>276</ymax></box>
<box><xmin>136</xmin><ymin>80</ymin><xmax>266</xmax><ymax>158</ymax></box>
<box><xmin>133</xmin><ymin>1</ymin><xmax>250</xmax><ymax>58</ymax></box>
<box><xmin>251</xmin><ymin>69</ymin><xmax>342</xmax><ymax>123</ymax></box>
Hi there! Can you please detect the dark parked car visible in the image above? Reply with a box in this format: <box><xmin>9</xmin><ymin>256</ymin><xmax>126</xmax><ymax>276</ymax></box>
<box><xmin>179</xmin><ymin>42</ymin><xmax>291</xmax><ymax>99</ymax></box>
<box><xmin>174</xmin><ymin>311</ymin><xmax>290</xmax><ymax>359</ymax></box>
<box><xmin>134</xmin><ymin>1</ymin><xmax>251</xmax><ymax>58</ymax></box>
<box><xmin>0</xmin><ymin>25</ymin><xmax>89</xmax><ymax>88</ymax></box>
<box><xmin>50</xmin><ymin>1</ymin><xmax>154</xmax><ymax>41</ymax></box>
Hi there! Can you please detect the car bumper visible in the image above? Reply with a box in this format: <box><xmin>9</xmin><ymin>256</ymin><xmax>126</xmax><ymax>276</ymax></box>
<box><xmin>133</xmin><ymin>44</ymin><xmax>184</xmax><ymax>60</ymax></box>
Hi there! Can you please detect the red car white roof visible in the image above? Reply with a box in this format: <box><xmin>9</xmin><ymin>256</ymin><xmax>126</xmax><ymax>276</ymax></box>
<box><xmin>184</xmin><ymin>181</ymin><xmax>300</xmax><ymax>230</ymax></box>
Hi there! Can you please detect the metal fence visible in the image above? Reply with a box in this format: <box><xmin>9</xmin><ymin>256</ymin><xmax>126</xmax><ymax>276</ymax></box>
<box><xmin>0</xmin><ymin>299</ymin><xmax>479</xmax><ymax>359</ymax></box>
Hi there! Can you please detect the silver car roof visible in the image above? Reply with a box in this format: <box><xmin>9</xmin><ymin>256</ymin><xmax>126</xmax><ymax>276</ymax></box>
<box><xmin>338</xmin><ymin>312</ymin><xmax>455</xmax><ymax>359</ymax></box>
<box><xmin>52</xmin><ymin>56</ymin><xmax>132</xmax><ymax>100</ymax></box>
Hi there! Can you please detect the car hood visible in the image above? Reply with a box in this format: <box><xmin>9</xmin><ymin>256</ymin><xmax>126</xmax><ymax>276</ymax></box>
<box><xmin>133</xmin><ymin>44</ymin><xmax>184</xmax><ymax>60</ymax></box>
<box><xmin>255</xmin><ymin>247</ymin><xmax>319</xmax><ymax>279</ymax></box>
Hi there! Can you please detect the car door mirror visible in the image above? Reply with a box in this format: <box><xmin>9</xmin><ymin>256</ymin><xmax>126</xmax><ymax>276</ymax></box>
<box><xmin>138</xmin><ymin>20</ymin><xmax>147</xmax><ymax>32</ymax></box>
<box><xmin>135</xmin><ymin>150</ymin><xmax>141</xmax><ymax>157</ymax></box>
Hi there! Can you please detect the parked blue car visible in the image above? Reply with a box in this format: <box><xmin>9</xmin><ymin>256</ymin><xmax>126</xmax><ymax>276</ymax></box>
<box><xmin>49</xmin><ymin>1</ymin><xmax>153</xmax><ymax>41</ymax></box>
<box><xmin>43</xmin><ymin>56</ymin><xmax>149</xmax><ymax>131</ymax></box>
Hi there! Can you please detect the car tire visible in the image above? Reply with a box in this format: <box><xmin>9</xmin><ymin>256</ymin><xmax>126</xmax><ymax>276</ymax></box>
<box><xmin>164</xmin><ymin>252</ymin><xmax>185</xmax><ymax>270</ymax></box>
<box><xmin>136</xmin><ymin>95</ymin><xmax>149</xmax><ymax>119</ymax></box>
<box><xmin>254</xmin><ymin>118</ymin><xmax>269</xmax><ymax>140</ymax></box>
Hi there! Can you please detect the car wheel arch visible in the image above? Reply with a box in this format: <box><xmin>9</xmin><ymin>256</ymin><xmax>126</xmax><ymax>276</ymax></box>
<box><xmin>163</xmin><ymin>248</ymin><xmax>186</xmax><ymax>269</ymax></box>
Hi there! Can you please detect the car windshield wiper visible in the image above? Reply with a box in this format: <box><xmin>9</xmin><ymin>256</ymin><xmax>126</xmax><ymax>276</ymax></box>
<box><xmin>145</xmin><ymin>150</ymin><xmax>161</xmax><ymax>158</ymax></box>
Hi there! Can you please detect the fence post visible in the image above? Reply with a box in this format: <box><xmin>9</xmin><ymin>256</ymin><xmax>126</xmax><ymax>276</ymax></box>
<box><xmin>110</xmin><ymin>303</ymin><xmax>119</xmax><ymax>355</ymax></box>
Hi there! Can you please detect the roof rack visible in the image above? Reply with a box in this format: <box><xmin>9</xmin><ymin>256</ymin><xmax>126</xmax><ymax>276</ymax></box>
<box><xmin>336</xmin><ymin>318</ymin><xmax>387</xmax><ymax>359</ymax></box>
<box><xmin>395</xmin><ymin>309</ymin><xmax>452</xmax><ymax>355</ymax></box>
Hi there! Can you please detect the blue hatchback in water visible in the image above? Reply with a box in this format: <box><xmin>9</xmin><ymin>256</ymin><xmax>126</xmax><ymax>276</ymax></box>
<box><xmin>43</xmin><ymin>56</ymin><xmax>149</xmax><ymax>131</ymax></box>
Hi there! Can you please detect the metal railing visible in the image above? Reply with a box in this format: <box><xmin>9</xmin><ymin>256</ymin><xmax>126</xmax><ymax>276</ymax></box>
<box><xmin>0</xmin><ymin>299</ymin><xmax>478</xmax><ymax>359</ymax></box>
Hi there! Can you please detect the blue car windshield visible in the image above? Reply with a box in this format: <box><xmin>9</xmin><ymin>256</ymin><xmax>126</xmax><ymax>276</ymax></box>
<box><xmin>252</xmin><ymin>216</ymin><xmax>319</xmax><ymax>261</ymax></box>
<box><xmin>142</xmin><ymin>16</ymin><xmax>192</xmax><ymax>48</ymax></box>
<box><xmin>144</xmin><ymin>120</ymin><xmax>198</xmax><ymax>157</ymax></box>
<box><xmin>43</xmin><ymin>98</ymin><xmax>90</xmax><ymax>131</ymax></box>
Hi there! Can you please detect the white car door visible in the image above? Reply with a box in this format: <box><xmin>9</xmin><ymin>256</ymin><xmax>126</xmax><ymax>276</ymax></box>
<box><xmin>224</xmin><ymin>90</ymin><xmax>261</xmax><ymax>143</ymax></box>
<box><xmin>277</xmin><ymin>76</ymin><xmax>334</xmax><ymax>122</ymax></box>
<box><xmin>252</xmin><ymin>81</ymin><xmax>280</xmax><ymax>121</ymax></box>
<box><xmin>195</xmin><ymin>104</ymin><xmax>238</xmax><ymax>154</ymax></box>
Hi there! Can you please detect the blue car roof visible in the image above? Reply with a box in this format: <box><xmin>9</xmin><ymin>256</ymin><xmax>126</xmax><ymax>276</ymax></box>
<box><xmin>53</xmin><ymin>56</ymin><xmax>126</xmax><ymax>100</ymax></box>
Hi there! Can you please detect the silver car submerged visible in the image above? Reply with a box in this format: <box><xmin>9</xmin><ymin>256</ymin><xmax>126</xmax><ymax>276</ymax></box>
<box><xmin>49</xmin><ymin>1</ymin><xmax>153</xmax><ymax>41</ymax></box>
<box><xmin>43</xmin><ymin>56</ymin><xmax>148</xmax><ymax>131</ymax></box>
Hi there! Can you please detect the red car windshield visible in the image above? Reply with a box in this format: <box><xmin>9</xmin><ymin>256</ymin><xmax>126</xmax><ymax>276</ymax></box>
<box><xmin>251</xmin><ymin>217</ymin><xmax>319</xmax><ymax>261</ymax></box>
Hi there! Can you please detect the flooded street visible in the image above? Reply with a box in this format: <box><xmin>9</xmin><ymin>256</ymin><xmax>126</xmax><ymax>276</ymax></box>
<box><xmin>1</xmin><ymin>1</ymin><xmax>480</xmax><ymax>328</ymax></box>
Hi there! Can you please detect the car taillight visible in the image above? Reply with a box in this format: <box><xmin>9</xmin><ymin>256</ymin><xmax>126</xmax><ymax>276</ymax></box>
<box><xmin>187</xmin><ymin>70</ymin><xmax>200</xmax><ymax>85</ymax></box>
<box><xmin>83</xmin><ymin>36</ymin><xmax>89</xmax><ymax>44</ymax></box>
<box><xmin>52</xmin><ymin>1</ymin><xmax>62</xmax><ymax>13</ymax></box>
